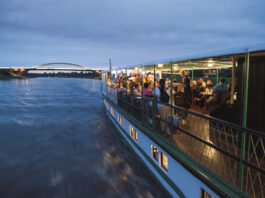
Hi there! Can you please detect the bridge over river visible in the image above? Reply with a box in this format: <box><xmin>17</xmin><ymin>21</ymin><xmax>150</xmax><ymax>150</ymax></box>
<box><xmin>0</xmin><ymin>62</ymin><xmax>102</xmax><ymax>77</ymax></box>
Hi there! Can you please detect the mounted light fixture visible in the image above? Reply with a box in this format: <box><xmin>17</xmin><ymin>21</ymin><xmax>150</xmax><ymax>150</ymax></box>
<box><xmin>158</xmin><ymin>64</ymin><xmax>163</xmax><ymax>68</ymax></box>
<box><xmin>208</xmin><ymin>63</ymin><xmax>213</xmax><ymax>67</ymax></box>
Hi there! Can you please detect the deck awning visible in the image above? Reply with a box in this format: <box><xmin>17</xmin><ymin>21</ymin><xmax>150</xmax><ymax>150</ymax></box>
<box><xmin>103</xmin><ymin>42</ymin><xmax>265</xmax><ymax>72</ymax></box>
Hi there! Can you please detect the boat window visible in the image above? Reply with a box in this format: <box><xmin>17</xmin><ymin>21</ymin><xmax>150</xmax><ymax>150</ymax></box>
<box><xmin>106</xmin><ymin>102</ymin><xmax>109</xmax><ymax>110</ymax></box>
<box><xmin>111</xmin><ymin>107</ymin><xmax>114</xmax><ymax>116</ymax></box>
<box><xmin>200</xmin><ymin>188</ymin><xmax>212</xmax><ymax>198</ymax></box>
<box><xmin>134</xmin><ymin>129</ymin><xmax>138</xmax><ymax>141</ymax></box>
<box><xmin>118</xmin><ymin>115</ymin><xmax>123</xmax><ymax>126</ymax></box>
<box><xmin>151</xmin><ymin>145</ymin><xmax>158</xmax><ymax>161</ymax></box>
<box><xmin>160</xmin><ymin>153</ymin><xmax>168</xmax><ymax>171</ymax></box>
<box><xmin>130</xmin><ymin>125</ymin><xmax>133</xmax><ymax>137</ymax></box>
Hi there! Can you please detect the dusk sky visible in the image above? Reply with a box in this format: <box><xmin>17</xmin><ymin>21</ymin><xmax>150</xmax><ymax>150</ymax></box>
<box><xmin>0</xmin><ymin>0</ymin><xmax>265</xmax><ymax>69</ymax></box>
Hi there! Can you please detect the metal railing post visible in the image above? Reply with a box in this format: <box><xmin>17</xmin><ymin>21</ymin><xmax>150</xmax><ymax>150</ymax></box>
<box><xmin>152</xmin><ymin>99</ymin><xmax>156</xmax><ymax>131</ymax></box>
<box><xmin>192</xmin><ymin>68</ymin><xmax>194</xmax><ymax>81</ymax></box>
<box><xmin>152</xmin><ymin>65</ymin><xmax>156</xmax><ymax>131</ymax></box>
<box><xmin>216</xmin><ymin>68</ymin><xmax>219</xmax><ymax>85</ymax></box>
<box><xmin>141</xmin><ymin>97</ymin><xmax>145</xmax><ymax>125</ymax></box>
<box><xmin>170</xmin><ymin>61</ymin><xmax>174</xmax><ymax>142</ymax></box>
<box><xmin>239</xmin><ymin>51</ymin><xmax>250</xmax><ymax>191</ymax></box>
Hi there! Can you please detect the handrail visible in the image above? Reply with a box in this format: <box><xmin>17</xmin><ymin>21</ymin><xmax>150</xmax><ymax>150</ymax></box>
<box><xmin>107</xmin><ymin>85</ymin><xmax>265</xmax><ymax>138</ymax></box>
<box><xmin>104</xmin><ymin>85</ymin><xmax>264</xmax><ymax>198</ymax></box>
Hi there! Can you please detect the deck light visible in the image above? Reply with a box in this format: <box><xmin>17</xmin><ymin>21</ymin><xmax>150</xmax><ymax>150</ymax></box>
<box><xmin>158</xmin><ymin>64</ymin><xmax>163</xmax><ymax>68</ymax></box>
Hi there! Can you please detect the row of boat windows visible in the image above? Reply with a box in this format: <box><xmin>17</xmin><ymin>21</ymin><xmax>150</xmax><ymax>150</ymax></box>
<box><xmin>106</xmin><ymin>101</ymin><xmax>168</xmax><ymax>172</ymax></box>
<box><xmin>106</xmin><ymin>101</ymin><xmax>212</xmax><ymax>198</ymax></box>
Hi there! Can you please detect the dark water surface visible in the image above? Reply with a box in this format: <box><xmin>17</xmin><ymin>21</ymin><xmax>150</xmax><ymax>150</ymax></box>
<box><xmin>0</xmin><ymin>78</ymin><xmax>169</xmax><ymax>198</ymax></box>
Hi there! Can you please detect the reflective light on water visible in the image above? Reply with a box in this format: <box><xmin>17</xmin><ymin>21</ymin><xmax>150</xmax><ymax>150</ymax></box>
<box><xmin>0</xmin><ymin>78</ymin><xmax>169</xmax><ymax>198</ymax></box>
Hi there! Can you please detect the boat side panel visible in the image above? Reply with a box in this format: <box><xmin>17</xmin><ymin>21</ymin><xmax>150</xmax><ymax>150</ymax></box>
<box><xmin>105</xmin><ymin>100</ymin><xmax>220</xmax><ymax>198</ymax></box>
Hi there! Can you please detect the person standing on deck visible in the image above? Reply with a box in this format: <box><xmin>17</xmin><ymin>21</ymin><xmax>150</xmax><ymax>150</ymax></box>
<box><xmin>179</xmin><ymin>70</ymin><xmax>192</xmax><ymax>109</ymax></box>
<box><xmin>155</xmin><ymin>79</ymin><xmax>171</xmax><ymax>135</ymax></box>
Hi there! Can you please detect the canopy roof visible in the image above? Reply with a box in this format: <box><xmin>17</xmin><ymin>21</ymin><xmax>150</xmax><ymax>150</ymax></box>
<box><xmin>104</xmin><ymin>42</ymin><xmax>265</xmax><ymax>72</ymax></box>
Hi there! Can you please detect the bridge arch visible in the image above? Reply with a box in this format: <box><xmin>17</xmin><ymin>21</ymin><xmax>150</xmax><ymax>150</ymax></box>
<box><xmin>31</xmin><ymin>63</ymin><xmax>89</xmax><ymax>70</ymax></box>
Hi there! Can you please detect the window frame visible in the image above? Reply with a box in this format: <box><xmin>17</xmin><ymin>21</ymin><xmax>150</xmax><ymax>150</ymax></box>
<box><xmin>111</xmin><ymin>107</ymin><xmax>114</xmax><ymax>116</ymax></box>
<box><xmin>151</xmin><ymin>145</ymin><xmax>159</xmax><ymax>162</ymax></box>
<box><xmin>160</xmin><ymin>152</ymin><xmax>168</xmax><ymax>172</ymax></box>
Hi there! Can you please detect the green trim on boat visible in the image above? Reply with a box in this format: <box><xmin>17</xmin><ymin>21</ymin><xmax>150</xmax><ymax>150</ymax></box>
<box><xmin>104</xmin><ymin>95</ymin><xmax>247</xmax><ymax>198</ymax></box>
<box><xmin>107</xmin><ymin>110</ymin><xmax>185</xmax><ymax>198</ymax></box>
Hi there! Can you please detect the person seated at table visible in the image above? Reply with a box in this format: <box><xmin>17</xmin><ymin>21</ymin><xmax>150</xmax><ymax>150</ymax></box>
<box><xmin>205</xmin><ymin>80</ymin><xmax>213</xmax><ymax>95</ymax></box>
<box><xmin>207</xmin><ymin>78</ymin><xmax>229</xmax><ymax>109</ymax></box>
<box><xmin>192</xmin><ymin>81</ymin><xmax>204</xmax><ymax>105</ymax></box>
<box><xmin>199</xmin><ymin>77</ymin><xmax>205</xmax><ymax>84</ymax></box>
<box><xmin>191</xmin><ymin>81</ymin><xmax>198</xmax><ymax>97</ymax></box>
<box><xmin>143</xmin><ymin>82</ymin><xmax>153</xmax><ymax>96</ymax></box>
<box><xmin>206</xmin><ymin>80</ymin><xmax>213</xmax><ymax>89</ymax></box>
<box><xmin>133</xmin><ymin>84</ymin><xmax>141</xmax><ymax>97</ymax></box>
<box><xmin>202</xmin><ymin>81</ymin><xmax>206</xmax><ymax>90</ymax></box>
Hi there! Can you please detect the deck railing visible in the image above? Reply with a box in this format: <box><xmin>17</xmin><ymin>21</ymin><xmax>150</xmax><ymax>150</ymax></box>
<box><xmin>105</xmin><ymin>86</ymin><xmax>265</xmax><ymax>198</ymax></box>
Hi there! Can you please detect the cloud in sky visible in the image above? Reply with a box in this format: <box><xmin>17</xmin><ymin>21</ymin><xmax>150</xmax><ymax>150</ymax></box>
<box><xmin>0</xmin><ymin>0</ymin><xmax>265</xmax><ymax>68</ymax></box>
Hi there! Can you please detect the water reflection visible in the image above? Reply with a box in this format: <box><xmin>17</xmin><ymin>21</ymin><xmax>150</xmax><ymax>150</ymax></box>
<box><xmin>0</xmin><ymin>78</ymin><xmax>169</xmax><ymax>198</ymax></box>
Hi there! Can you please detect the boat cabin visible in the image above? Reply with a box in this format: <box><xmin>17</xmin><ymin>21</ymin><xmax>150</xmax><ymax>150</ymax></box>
<box><xmin>101</xmin><ymin>44</ymin><xmax>265</xmax><ymax>198</ymax></box>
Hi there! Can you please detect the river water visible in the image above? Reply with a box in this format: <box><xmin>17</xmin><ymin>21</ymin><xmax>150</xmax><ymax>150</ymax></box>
<box><xmin>0</xmin><ymin>78</ymin><xmax>169</xmax><ymax>198</ymax></box>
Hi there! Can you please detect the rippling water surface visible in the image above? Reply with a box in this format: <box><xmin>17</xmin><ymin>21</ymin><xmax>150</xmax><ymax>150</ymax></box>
<box><xmin>0</xmin><ymin>78</ymin><xmax>169</xmax><ymax>198</ymax></box>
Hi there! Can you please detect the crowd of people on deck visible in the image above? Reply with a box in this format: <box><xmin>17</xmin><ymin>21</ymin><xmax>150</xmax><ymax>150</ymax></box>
<box><xmin>107</xmin><ymin>70</ymin><xmax>230</xmax><ymax>112</ymax></box>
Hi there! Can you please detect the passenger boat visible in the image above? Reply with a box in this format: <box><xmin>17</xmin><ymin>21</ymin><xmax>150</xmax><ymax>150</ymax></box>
<box><xmin>101</xmin><ymin>44</ymin><xmax>265</xmax><ymax>198</ymax></box>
